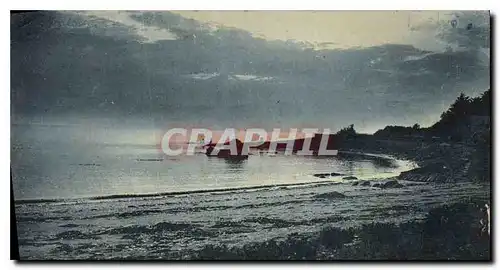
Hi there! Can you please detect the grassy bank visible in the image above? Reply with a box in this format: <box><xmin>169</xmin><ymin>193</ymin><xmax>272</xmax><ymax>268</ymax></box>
<box><xmin>187</xmin><ymin>199</ymin><xmax>490</xmax><ymax>260</ymax></box>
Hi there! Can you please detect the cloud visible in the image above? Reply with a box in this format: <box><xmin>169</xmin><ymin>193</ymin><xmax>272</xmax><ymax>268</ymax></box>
<box><xmin>408</xmin><ymin>11</ymin><xmax>490</xmax><ymax>54</ymax></box>
<box><xmin>73</xmin><ymin>10</ymin><xmax>178</xmax><ymax>43</ymax></box>
<box><xmin>183</xmin><ymin>73</ymin><xmax>220</xmax><ymax>80</ymax></box>
<box><xmin>403</xmin><ymin>52</ymin><xmax>438</xmax><ymax>62</ymax></box>
<box><xmin>183</xmin><ymin>72</ymin><xmax>276</xmax><ymax>83</ymax></box>
<box><xmin>10</xmin><ymin>11</ymin><xmax>490</xmax><ymax>133</ymax></box>
<box><xmin>230</xmin><ymin>74</ymin><xmax>274</xmax><ymax>82</ymax></box>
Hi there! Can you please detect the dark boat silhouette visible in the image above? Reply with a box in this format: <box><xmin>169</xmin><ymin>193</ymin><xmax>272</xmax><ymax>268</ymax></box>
<box><xmin>204</xmin><ymin>139</ymin><xmax>249</xmax><ymax>160</ymax></box>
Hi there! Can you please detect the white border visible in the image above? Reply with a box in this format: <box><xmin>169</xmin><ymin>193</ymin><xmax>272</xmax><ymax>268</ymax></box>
<box><xmin>1</xmin><ymin>0</ymin><xmax>497</xmax><ymax>10</ymax></box>
<box><xmin>2</xmin><ymin>0</ymin><xmax>498</xmax><ymax>269</ymax></box>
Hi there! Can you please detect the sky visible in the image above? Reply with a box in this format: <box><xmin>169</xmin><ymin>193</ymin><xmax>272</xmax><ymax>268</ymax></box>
<box><xmin>78</xmin><ymin>10</ymin><xmax>486</xmax><ymax>52</ymax></box>
<box><xmin>10</xmin><ymin>10</ymin><xmax>490</xmax><ymax>135</ymax></box>
<box><xmin>173</xmin><ymin>11</ymin><xmax>449</xmax><ymax>50</ymax></box>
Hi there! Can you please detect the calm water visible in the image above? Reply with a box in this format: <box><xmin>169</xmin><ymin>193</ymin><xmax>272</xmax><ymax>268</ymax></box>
<box><xmin>11</xmin><ymin>136</ymin><xmax>413</xmax><ymax>200</ymax></box>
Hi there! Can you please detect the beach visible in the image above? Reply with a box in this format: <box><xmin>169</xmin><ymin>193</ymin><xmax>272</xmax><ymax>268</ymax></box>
<box><xmin>14</xmin><ymin>149</ymin><xmax>491</xmax><ymax>260</ymax></box>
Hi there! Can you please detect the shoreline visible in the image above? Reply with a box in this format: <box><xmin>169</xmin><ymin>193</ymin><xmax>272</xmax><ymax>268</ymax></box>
<box><xmin>14</xmin><ymin>180</ymin><xmax>341</xmax><ymax>205</ymax></box>
<box><xmin>15</xmin><ymin>150</ymin><xmax>415</xmax><ymax>204</ymax></box>
<box><xmin>337</xmin><ymin>137</ymin><xmax>483</xmax><ymax>183</ymax></box>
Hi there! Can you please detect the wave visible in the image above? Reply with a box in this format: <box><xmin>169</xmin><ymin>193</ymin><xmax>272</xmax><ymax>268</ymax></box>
<box><xmin>15</xmin><ymin>180</ymin><xmax>342</xmax><ymax>205</ymax></box>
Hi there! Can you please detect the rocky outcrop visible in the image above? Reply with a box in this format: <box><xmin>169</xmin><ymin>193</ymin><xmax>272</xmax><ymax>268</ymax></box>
<box><xmin>206</xmin><ymin>139</ymin><xmax>249</xmax><ymax>159</ymax></box>
<box><xmin>313</xmin><ymin>172</ymin><xmax>345</xmax><ymax>178</ymax></box>
<box><xmin>397</xmin><ymin>163</ymin><xmax>459</xmax><ymax>183</ymax></box>
<box><xmin>379</xmin><ymin>180</ymin><xmax>404</xmax><ymax>189</ymax></box>
<box><xmin>314</xmin><ymin>191</ymin><xmax>347</xmax><ymax>199</ymax></box>
<box><xmin>360</xmin><ymin>181</ymin><xmax>371</xmax><ymax>187</ymax></box>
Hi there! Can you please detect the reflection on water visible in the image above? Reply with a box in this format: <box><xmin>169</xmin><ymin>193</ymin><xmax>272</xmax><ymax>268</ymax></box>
<box><xmin>343</xmin><ymin>160</ymin><xmax>356</xmax><ymax>176</ymax></box>
<box><xmin>223</xmin><ymin>157</ymin><xmax>247</xmax><ymax>172</ymax></box>
<box><xmin>371</xmin><ymin>157</ymin><xmax>398</xmax><ymax>169</ymax></box>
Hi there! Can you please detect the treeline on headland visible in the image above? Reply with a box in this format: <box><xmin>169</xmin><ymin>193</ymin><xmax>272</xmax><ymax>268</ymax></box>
<box><xmin>335</xmin><ymin>89</ymin><xmax>491</xmax><ymax>183</ymax></box>
<box><xmin>371</xmin><ymin>89</ymin><xmax>490</xmax><ymax>142</ymax></box>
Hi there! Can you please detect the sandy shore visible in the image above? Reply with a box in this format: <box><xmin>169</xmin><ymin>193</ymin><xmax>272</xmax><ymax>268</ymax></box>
<box><xmin>14</xmin><ymin>142</ymin><xmax>491</xmax><ymax>260</ymax></box>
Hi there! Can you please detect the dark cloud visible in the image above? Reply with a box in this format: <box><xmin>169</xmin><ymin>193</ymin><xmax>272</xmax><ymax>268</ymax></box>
<box><xmin>11</xmin><ymin>11</ymin><xmax>490</xmax><ymax>132</ymax></box>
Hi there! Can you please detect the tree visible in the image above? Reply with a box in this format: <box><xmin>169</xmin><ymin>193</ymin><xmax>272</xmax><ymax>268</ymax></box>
<box><xmin>336</xmin><ymin>124</ymin><xmax>356</xmax><ymax>139</ymax></box>
<box><xmin>431</xmin><ymin>89</ymin><xmax>490</xmax><ymax>142</ymax></box>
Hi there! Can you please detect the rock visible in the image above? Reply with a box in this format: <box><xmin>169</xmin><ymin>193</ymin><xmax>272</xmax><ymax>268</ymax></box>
<box><xmin>342</xmin><ymin>176</ymin><xmax>358</xmax><ymax>180</ymax></box>
<box><xmin>360</xmin><ymin>181</ymin><xmax>371</xmax><ymax>187</ymax></box>
<box><xmin>398</xmin><ymin>162</ymin><xmax>457</xmax><ymax>183</ymax></box>
<box><xmin>351</xmin><ymin>181</ymin><xmax>360</xmax><ymax>186</ymax></box>
<box><xmin>314</xmin><ymin>191</ymin><xmax>347</xmax><ymax>199</ymax></box>
<box><xmin>314</xmin><ymin>172</ymin><xmax>345</xmax><ymax>178</ymax></box>
<box><xmin>372</xmin><ymin>183</ymin><xmax>381</xmax><ymax>188</ymax></box>
<box><xmin>380</xmin><ymin>180</ymin><xmax>404</xmax><ymax>189</ymax></box>
<box><xmin>433</xmin><ymin>175</ymin><xmax>449</xmax><ymax>183</ymax></box>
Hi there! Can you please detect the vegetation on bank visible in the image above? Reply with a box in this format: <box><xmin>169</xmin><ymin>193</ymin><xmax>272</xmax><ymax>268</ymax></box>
<box><xmin>187</xmin><ymin>199</ymin><xmax>490</xmax><ymax>260</ymax></box>
<box><xmin>334</xmin><ymin>89</ymin><xmax>491</xmax><ymax>183</ymax></box>
<box><xmin>340</xmin><ymin>89</ymin><xmax>491</xmax><ymax>141</ymax></box>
